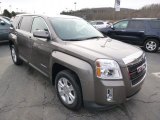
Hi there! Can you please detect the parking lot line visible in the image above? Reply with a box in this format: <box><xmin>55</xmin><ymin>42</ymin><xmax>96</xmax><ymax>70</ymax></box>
<box><xmin>152</xmin><ymin>72</ymin><xmax>160</xmax><ymax>78</ymax></box>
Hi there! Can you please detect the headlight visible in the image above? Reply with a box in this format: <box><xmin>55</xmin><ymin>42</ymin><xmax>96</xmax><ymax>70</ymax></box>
<box><xmin>96</xmin><ymin>59</ymin><xmax>122</xmax><ymax>79</ymax></box>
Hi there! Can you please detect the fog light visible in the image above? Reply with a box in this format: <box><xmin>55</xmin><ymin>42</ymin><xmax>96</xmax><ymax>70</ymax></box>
<box><xmin>106</xmin><ymin>88</ymin><xmax>113</xmax><ymax>102</ymax></box>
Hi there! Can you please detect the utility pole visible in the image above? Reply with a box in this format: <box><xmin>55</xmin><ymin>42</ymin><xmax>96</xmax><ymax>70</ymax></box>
<box><xmin>74</xmin><ymin>2</ymin><xmax>77</xmax><ymax>11</ymax></box>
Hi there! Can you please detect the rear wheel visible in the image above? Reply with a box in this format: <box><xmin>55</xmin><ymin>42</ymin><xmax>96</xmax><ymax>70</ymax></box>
<box><xmin>144</xmin><ymin>39</ymin><xmax>159</xmax><ymax>52</ymax></box>
<box><xmin>11</xmin><ymin>45</ymin><xmax>23</xmax><ymax>65</ymax></box>
<box><xmin>55</xmin><ymin>70</ymin><xmax>82</xmax><ymax>110</ymax></box>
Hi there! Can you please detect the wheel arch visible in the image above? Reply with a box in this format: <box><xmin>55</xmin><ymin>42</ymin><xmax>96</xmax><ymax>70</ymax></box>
<box><xmin>144</xmin><ymin>36</ymin><xmax>160</xmax><ymax>44</ymax></box>
<box><xmin>50</xmin><ymin>51</ymin><xmax>95</xmax><ymax>103</ymax></box>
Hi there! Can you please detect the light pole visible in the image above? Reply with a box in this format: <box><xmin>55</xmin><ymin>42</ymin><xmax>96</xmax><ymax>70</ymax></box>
<box><xmin>16</xmin><ymin>8</ymin><xmax>18</xmax><ymax>13</ymax></box>
<box><xmin>66</xmin><ymin>8</ymin><xmax>68</xmax><ymax>12</ymax></box>
<box><xmin>9</xmin><ymin>5</ymin><xmax>12</xmax><ymax>12</ymax></box>
<box><xmin>0</xmin><ymin>2</ymin><xmax>2</xmax><ymax>15</ymax></box>
<box><xmin>74</xmin><ymin>2</ymin><xmax>77</xmax><ymax>11</ymax></box>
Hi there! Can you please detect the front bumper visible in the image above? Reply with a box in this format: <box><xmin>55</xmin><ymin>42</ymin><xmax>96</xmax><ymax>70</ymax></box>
<box><xmin>84</xmin><ymin>67</ymin><xmax>146</xmax><ymax>110</ymax></box>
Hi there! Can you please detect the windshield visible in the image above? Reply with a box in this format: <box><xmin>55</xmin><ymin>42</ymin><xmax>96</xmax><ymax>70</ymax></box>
<box><xmin>49</xmin><ymin>17</ymin><xmax>103</xmax><ymax>41</ymax></box>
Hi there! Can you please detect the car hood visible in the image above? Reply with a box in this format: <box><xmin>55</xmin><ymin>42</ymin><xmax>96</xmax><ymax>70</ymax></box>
<box><xmin>67</xmin><ymin>38</ymin><xmax>142</xmax><ymax>66</ymax></box>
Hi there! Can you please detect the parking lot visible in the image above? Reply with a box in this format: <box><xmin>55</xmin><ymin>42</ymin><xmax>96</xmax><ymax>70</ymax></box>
<box><xmin>0</xmin><ymin>43</ymin><xmax>160</xmax><ymax>120</ymax></box>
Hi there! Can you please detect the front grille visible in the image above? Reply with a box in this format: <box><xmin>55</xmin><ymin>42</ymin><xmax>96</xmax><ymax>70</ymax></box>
<box><xmin>127</xmin><ymin>55</ymin><xmax>146</xmax><ymax>85</ymax></box>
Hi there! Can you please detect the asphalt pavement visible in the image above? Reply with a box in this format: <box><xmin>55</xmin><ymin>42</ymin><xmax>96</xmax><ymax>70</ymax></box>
<box><xmin>0</xmin><ymin>43</ymin><xmax>160</xmax><ymax>120</ymax></box>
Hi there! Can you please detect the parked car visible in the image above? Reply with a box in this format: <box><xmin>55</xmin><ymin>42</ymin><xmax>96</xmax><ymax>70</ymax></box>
<box><xmin>9</xmin><ymin>14</ymin><xmax>146</xmax><ymax>110</ymax></box>
<box><xmin>1</xmin><ymin>16</ymin><xmax>11</xmax><ymax>21</ymax></box>
<box><xmin>0</xmin><ymin>17</ymin><xmax>12</xmax><ymax>42</ymax></box>
<box><xmin>89</xmin><ymin>20</ymin><xmax>110</xmax><ymax>30</ymax></box>
<box><xmin>100</xmin><ymin>18</ymin><xmax>160</xmax><ymax>52</ymax></box>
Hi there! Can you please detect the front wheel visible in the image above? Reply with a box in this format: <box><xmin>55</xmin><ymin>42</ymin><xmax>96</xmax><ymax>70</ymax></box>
<box><xmin>11</xmin><ymin>45</ymin><xmax>23</xmax><ymax>65</ymax></box>
<box><xmin>55</xmin><ymin>70</ymin><xmax>82</xmax><ymax>111</ymax></box>
<box><xmin>144</xmin><ymin>39</ymin><xmax>159</xmax><ymax>52</ymax></box>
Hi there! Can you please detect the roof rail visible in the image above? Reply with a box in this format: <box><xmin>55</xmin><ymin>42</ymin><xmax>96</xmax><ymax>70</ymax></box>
<box><xmin>131</xmin><ymin>18</ymin><xmax>159</xmax><ymax>20</ymax></box>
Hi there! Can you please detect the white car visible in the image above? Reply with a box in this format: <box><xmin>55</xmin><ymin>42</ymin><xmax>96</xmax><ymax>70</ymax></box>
<box><xmin>90</xmin><ymin>20</ymin><xmax>110</xmax><ymax>30</ymax></box>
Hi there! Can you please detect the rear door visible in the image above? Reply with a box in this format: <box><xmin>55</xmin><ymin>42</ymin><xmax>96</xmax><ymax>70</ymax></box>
<box><xmin>17</xmin><ymin>16</ymin><xmax>33</xmax><ymax>61</ymax></box>
<box><xmin>125</xmin><ymin>20</ymin><xmax>146</xmax><ymax>45</ymax></box>
<box><xmin>30</xmin><ymin>17</ymin><xmax>53</xmax><ymax>75</ymax></box>
<box><xmin>108</xmin><ymin>20</ymin><xmax>129</xmax><ymax>40</ymax></box>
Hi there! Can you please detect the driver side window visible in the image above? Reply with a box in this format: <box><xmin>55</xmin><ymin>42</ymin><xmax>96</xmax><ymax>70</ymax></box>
<box><xmin>114</xmin><ymin>21</ymin><xmax>129</xmax><ymax>29</ymax></box>
<box><xmin>31</xmin><ymin>17</ymin><xmax>48</xmax><ymax>33</ymax></box>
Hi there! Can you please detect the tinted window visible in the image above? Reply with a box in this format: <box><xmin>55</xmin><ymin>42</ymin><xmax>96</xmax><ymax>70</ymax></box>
<box><xmin>149</xmin><ymin>20</ymin><xmax>160</xmax><ymax>29</ymax></box>
<box><xmin>31</xmin><ymin>17</ymin><xmax>48</xmax><ymax>33</ymax></box>
<box><xmin>20</xmin><ymin>16</ymin><xmax>33</xmax><ymax>32</ymax></box>
<box><xmin>96</xmin><ymin>22</ymin><xmax>104</xmax><ymax>25</ymax></box>
<box><xmin>114</xmin><ymin>20</ymin><xmax>129</xmax><ymax>29</ymax></box>
<box><xmin>128</xmin><ymin>20</ymin><xmax>145</xmax><ymax>29</ymax></box>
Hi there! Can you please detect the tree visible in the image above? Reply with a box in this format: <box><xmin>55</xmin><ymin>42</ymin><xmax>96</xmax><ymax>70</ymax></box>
<box><xmin>11</xmin><ymin>11</ymin><xmax>16</xmax><ymax>17</ymax></box>
<box><xmin>2</xmin><ymin>9</ymin><xmax>12</xmax><ymax>18</ymax></box>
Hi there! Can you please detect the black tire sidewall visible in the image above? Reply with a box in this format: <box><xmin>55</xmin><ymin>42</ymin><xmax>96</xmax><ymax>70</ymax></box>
<box><xmin>11</xmin><ymin>45</ymin><xmax>18</xmax><ymax>63</ymax></box>
<box><xmin>144</xmin><ymin>39</ymin><xmax>159</xmax><ymax>52</ymax></box>
<box><xmin>55</xmin><ymin>70</ymin><xmax>82</xmax><ymax>110</ymax></box>
<box><xmin>11</xmin><ymin>44</ymin><xmax>23</xmax><ymax>65</ymax></box>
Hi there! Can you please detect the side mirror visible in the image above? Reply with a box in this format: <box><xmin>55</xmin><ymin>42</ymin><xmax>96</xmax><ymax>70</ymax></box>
<box><xmin>9</xmin><ymin>26</ymin><xmax>14</xmax><ymax>33</ymax></box>
<box><xmin>33</xmin><ymin>30</ymin><xmax>50</xmax><ymax>39</ymax></box>
<box><xmin>110</xmin><ymin>25</ymin><xmax>114</xmax><ymax>30</ymax></box>
<box><xmin>0</xmin><ymin>21</ymin><xmax>5</xmax><ymax>25</ymax></box>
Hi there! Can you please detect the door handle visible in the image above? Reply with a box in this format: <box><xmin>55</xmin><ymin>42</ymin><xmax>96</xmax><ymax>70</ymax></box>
<box><xmin>121</xmin><ymin>30</ymin><xmax>126</xmax><ymax>32</ymax></box>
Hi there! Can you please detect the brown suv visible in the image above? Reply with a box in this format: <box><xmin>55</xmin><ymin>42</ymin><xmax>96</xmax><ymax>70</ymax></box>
<box><xmin>9</xmin><ymin>14</ymin><xmax>147</xmax><ymax>110</ymax></box>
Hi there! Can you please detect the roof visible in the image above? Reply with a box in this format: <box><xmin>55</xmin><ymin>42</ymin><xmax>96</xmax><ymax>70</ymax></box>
<box><xmin>131</xmin><ymin>18</ymin><xmax>160</xmax><ymax>20</ymax></box>
<box><xmin>16</xmin><ymin>14</ymin><xmax>81</xmax><ymax>19</ymax></box>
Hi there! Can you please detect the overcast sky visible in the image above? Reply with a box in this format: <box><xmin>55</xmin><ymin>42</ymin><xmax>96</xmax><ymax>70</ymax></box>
<box><xmin>0</xmin><ymin>0</ymin><xmax>160</xmax><ymax>15</ymax></box>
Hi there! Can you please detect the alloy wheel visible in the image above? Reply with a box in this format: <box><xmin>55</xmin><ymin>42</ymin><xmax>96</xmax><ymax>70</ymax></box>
<box><xmin>11</xmin><ymin>47</ymin><xmax>17</xmax><ymax>63</ymax></box>
<box><xmin>57</xmin><ymin>77</ymin><xmax>76</xmax><ymax>105</ymax></box>
<box><xmin>146</xmin><ymin>41</ymin><xmax>157</xmax><ymax>51</ymax></box>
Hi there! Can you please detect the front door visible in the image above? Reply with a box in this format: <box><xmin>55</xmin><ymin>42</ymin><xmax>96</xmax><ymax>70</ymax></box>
<box><xmin>30</xmin><ymin>17</ymin><xmax>53</xmax><ymax>75</ymax></box>
<box><xmin>109</xmin><ymin>20</ymin><xmax>129</xmax><ymax>41</ymax></box>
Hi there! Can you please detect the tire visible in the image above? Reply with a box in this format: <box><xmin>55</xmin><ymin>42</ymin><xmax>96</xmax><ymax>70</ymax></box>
<box><xmin>55</xmin><ymin>70</ymin><xmax>82</xmax><ymax>110</ymax></box>
<box><xmin>10</xmin><ymin>44</ymin><xmax>23</xmax><ymax>65</ymax></box>
<box><xmin>144</xmin><ymin>39</ymin><xmax>159</xmax><ymax>52</ymax></box>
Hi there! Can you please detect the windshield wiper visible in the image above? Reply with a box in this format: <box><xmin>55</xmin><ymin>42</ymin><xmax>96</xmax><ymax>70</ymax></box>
<box><xmin>63</xmin><ymin>36</ymin><xmax>104</xmax><ymax>41</ymax></box>
<box><xmin>85</xmin><ymin>36</ymin><xmax>104</xmax><ymax>40</ymax></box>
<box><xmin>63</xmin><ymin>38</ymin><xmax>83</xmax><ymax>41</ymax></box>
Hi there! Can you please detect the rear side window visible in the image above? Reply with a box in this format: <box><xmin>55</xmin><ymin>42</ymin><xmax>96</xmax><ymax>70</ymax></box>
<box><xmin>19</xmin><ymin>16</ymin><xmax>33</xmax><ymax>32</ymax></box>
<box><xmin>128</xmin><ymin>20</ymin><xmax>145</xmax><ymax>29</ymax></box>
<box><xmin>149</xmin><ymin>20</ymin><xmax>160</xmax><ymax>29</ymax></box>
